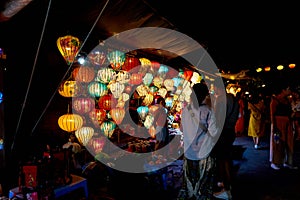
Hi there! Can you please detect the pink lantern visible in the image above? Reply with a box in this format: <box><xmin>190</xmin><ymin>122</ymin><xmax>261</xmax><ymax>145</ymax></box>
<box><xmin>72</xmin><ymin>66</ymin><xmax>95</xmax><ymax>83</ymax></box>
<box><xmin>72</xmin><ymin>97</ymin><xmax>95</xmax><ymax>114</ymax></box>
<box><xmin>88</xmin><ymin>136</ymin><xmax>106</xmax><ymax>154</ymax></box>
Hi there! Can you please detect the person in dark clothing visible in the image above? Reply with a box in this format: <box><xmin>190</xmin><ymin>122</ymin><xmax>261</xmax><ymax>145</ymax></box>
<box><xmin>212</xmin><ymin>83</ymin><xmax>239</xmax><ymax>200</ymax></box>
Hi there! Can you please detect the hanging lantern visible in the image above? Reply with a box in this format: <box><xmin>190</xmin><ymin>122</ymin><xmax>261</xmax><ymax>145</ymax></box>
<box><xmin>149</xmin><ymin>86</ymin><xmax>158</xmax><ymax>94</ymax></box>
<box><xmin>116</xmin><ymin>70</ymin><xmax>130</xmax><ymax>84</ymax></box>
<box><xmin>137</xmin><ymin>106</ymin><xmax>149</xmax><ymax>121</ymax></box>
<box><xmin>190</xmin><ymin>72</ymin><xmax>202</xmax><ymax>85</ymax></box>
<box><xmin>165</xmin><ymin>96</ymin><xmax>173</xmax><ymax>107</ymax></box>
<box><xmin>108</xmin><ymin>81</ymin><xmax>125</xmax><ymax>99</ymax></box>
<box><xmin>139</xmin><ymin>57</ymin><xmax>151</xmax><ymax>74</ymax></box>
<box><xmin>98</xmin><ymin>94</ymin><xmax>117</xmax><ymax>110</ymax></box>
<box><xmin>88</xmin><ymin>136</ymin><xmax>106</xmax><ymax>154</ymax></box>
<box><xmin>72</xmin><ymin>66</ymin><xmax>95</xmax><ymax>83</ymax></box>
<box><xmin>158</xmin><ymin>64</ymin><xmax>169</xmax><ymax>77</ymax></box>
<box><xmin>57</xmin><ymin>35</ymin><xmax>81</xmax><ymax>65</ymax></box>
<box><xmin>75</xmin><ymin>126</ymin><xmax>94</xmax><ymax>146</ymax></box>
<box><xmin>89</xmin><ymin>108</ymin><xmax>107</xmax><ymax>127</ymax></box>
<box><xmin>87</xmin><ymin>81</ymin><xmax>108</xmax><ymax>98</ymax></box>
<box><xmin>96</xmin><ymin>67</ymin><xmax>116</xmax><ymax>83</ymax></box>
<box><xmin>107</xmin><ymin>50</ymin><xmax>126</xmax><ymax>71</ymax></box>
<box><xmin>110</xmin><ymin>107</ymin><xmax>125</xmax><ymax>125</ymax></box>
<box><xmin>58</xmin><ymin>80</ymin><xmax>81</xmax><ymax>97</ymax></box>
<box><xmin>72</xmin><ymin>97</ymin><xmax>95</xmax><ymax>114</ymax></box>
<box><xmin>58</xmin><ymin>113</ymin><xmax>83</xmax><ymax>132</ymax></box>
<box><xmin>122</xmin><ymin>56</ymin><xmax>140</xmax><ymax>72</ymax></box>
<box><xmin>129</xmin><ymin>73</ymin><xmax>143</xmax><ymax>85</ymax></box>
<box><xmin>0</xmin><ymin>91</ymin><xmax>3</xmax><ymax>104</ymax></box>
<box><xmin>100</xmin><ymin>121</ymin><xmax>116</xmax><ymax>138</ymax></box>
<box><xmin>164</xmin><ymin>79</ymin><xmax>175</xmax><ymax>91</ymax></box>
<box><xmin>88</xmin><ymin>50</ymin><xmax>106</xmax><ymax>67</ymax></box>
<box><xmin>143</xmin><ymin>73</ymin><xmax>153</xmax><ymax>86</ymax></box>
<box><xmin>143</xmin><ymin>93</ymin><xmax>154</xmax><ymax>106</ymax></box>
<box><xmin>144</xmin><ymin>114</ymin><xmax>154</xmax><ymax>129</ymax></box>
<box><xmin>151</xmin><ymin>61</ymin><xmax>161</xmax><ymax>71</ymax></box>
<box><xmin>183</xmin><ymin>70</ymin><xmax>193</xmax><ymax>81</ymax></box>
<box><xmin>153</xmin><ymin>76</ymin><xmax>163</xmax><ymax>88</ymax></box>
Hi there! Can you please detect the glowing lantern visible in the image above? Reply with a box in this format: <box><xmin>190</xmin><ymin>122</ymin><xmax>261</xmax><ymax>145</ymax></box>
<box><xmin>264</xmin><ymin>66</ymin><xmax>271</xmax><ymax>71</ymax></box>
<box><xmin>96</xmin><ymin>67</ymin><xmax>116</xmax><ymax>83</ymax></box>
<box><xmin>58</xmin><ymin>113</ymin><xmax>83</xmax><ymax>132</ymax></box>
<box><xmin>89</xmin><ymin>108</ymin><xmax>107</xmax><ymax>126</ymax></box>
<box><xmin>107</xmin><ymin>50</ymin><xmax>126</xmax><ymax>70</ymax></box>
<box><xmin>75</xmin><ymin>126</ymin><xmax>94</xmax><ymax>146</ymax></box>
<box><xmin>190</xmin><ymin>72</ymin><xmax>202</xmax><ymax>85</ymax></box>
<box><xmin>0</xmin><ymin>91</ymin><xmax>3</xmax><ymax>104</ymax></box>
<box><xmin>57</xmin><ymin>35</ymin><xmax>81</xmax><ymax>65</ymax></box>
<box><xmin>153</xmin><ymin>76</ymin><xmax>163</xmax><ymax>88</ymax></box>
<box><xmin>98</xmin><ymin>94</ymin><xmax>117</xmax><ymax>110</ymax></box>
<box><xmin>88</xmin><ymin>136</ymin><xmax>106</xmax><ymax>154</ymax></box>
<box><xmin>129</xmin><ymin>73</ymin><xmax>143</xmax><ymax>85</ymax></box>
<box><xmin>88</xmin><ymin>50</ymin><xmax>106</xmax><ymax>67</ymax></box>
<box><xmin>109</xmin><ymin>81</ymin><xmax>125</xmax><ymax>98</ymax></box>
<box><xmin>87</xmin><ymin>81</ymin><xmax>108</xmax><ymax>98</ymax></box>
<box><xmin>144</xmin><ymin>114</ymin><xmax>154</xmax><ymax>129</ymax></box>
<box><xmin>183</xmin><ymin>70</ymin><xmax>193</xmax><ymax>81</ymax></box>
<box><xmin>72</xmin><ymin>97</ymin><xmax>95</xmax><ymax>114</ymax></box>
<box><xmin>164</xmin><ymin>79</ymin><xmax>175</xmax><ymax>91</ymax></box>
<box><xmin>110</xmin><ymin>107</ymin><xmax>125</xmax><ymax>124</ymax></box>
<box><xmin>58</xmin><ymin>80</ymin><xmax>80</xmax><ymax>97</ymax></box>
<box><xmin>137</xmin><ymin>106</ymin><xmax>149</xmax><ymax>121</ymax></box>
<box><xmin>289</xmin><ymin>63</ymin><xmax>296</xmax><ymax>69</ymax></box>
<box><xmin>72</xmin><ymin>66</ymin><xmax>95</xmax><ymax>83</ymax></box>
<box><xmin>158</xmin><ymin>64</ymin><xmax>169</xmax><ymax>77</ymax></box>
<box><xmin>165</xmin><ymin>97</ymin><xmax>173</xmax><ymax>107</ymax></box>
<box><xmin>143</xmin><ymin>93</ymin><xmax>154</xmax><ymax>106</ymax></box>
<box><xmin>149</xmin><ymin>86</ymin><xmax>158</xmax><ymax>94</ymax></box>
<box><xmin>116</xmin><ymin>70</ymin><xmax>130</xmax><ymax>84</ymax></box>
<box><xmin>100</xmin><ymin>121</ymin><xmax>116</xmax><ymax>138</ymax></box>
<box><xmin>143</xmin><ymin>73</ymin><xmax>153</xmax><ymax>86</ymax></box>
<box><xmin>151</xmin><ymin>61</ymin><xmax>161</xmax><ymax>70</ymax></box>
<box><xmin>139</xmin><ymin>58</ymin><xmax>151</xmax><ymax>74</ymax></box>
<box><xmin>122</xmin><ymin>56</ymin><xmax>140</xmax><ymax>72</ymax></box>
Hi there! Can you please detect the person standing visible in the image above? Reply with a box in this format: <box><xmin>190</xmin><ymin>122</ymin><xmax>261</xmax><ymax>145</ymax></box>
<box><xmin>269</xmin><ymin>84</ymin><xmax>297</xmax><ymax>170</ymax></box>
<box><xmin>248</xmin><ymin>94</ymin><xmax>266</xmax><ymax>149</ymax></box>
<box><xmin>212</xmin><ymin>83</ymin><xmax>239</xmax><ymax>200</ymax></box>
<box><xmin>178</xmin><ymin>83</ymin><xmax>220</xmax><ymax>199</ymax></box>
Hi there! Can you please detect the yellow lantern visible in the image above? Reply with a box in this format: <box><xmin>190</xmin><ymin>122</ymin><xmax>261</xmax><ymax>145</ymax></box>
<box><xmin>58</xmin><ymin>80</ymin><xmax>80</xmax><ymax>97</ymax></box>
<box><xmin>75</xmin><ymin>126</ymin><xmax>94</xmax><ymax>146</ymax></box>
<box><xmin>57</xmin><ymin>35</ymin><xmax>81</xmax><ymax>65</ymax></box>
<box><xmin>58</xmin><ymin>113</ymin><xmax>83</xmax><ymax>132</ymax></box>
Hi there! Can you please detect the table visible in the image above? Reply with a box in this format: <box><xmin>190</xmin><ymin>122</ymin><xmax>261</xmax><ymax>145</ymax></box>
<box><xmin>9</xmin><ymin>174</ymin><xmax>88</xmax><ymax>199</ymax></box>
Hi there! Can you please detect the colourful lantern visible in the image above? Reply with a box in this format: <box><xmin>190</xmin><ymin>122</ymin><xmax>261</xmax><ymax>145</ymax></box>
<box><xmin>109</xmin><ymin>81</ymin><xmax>125</xmax><ymax>99</ymax></box>
<box><xmin>87</xmin><ymin>81</ymin><xmax>108</xmax><ymax>98</ymax></box>
<box><xmin>122</xmin><ymin>56</ymin><xmax>140</xmax><ymax>72</ymax></box>
<box><xmin>0</xmin><ymin>91</ymin><xmax>3</xmax><ymax>104</ymax></box>
<box><xmin>88</xmin><ymin>50</ymin><xmax>106</xmax><ymax>67</ymax></box>
<box><xmin>100</xmin><ymin>121</ymin><xmax>116</xmax><ymax>138</ymax></box>
<box><xmin>137</xmin><ymin>106</ymin><xmax>149</xmax><ymax>121</ymax></box>
<box><xmin>88</xmin><ymin>136</ymin><xmax>106</xmax><ymax>154</ymax></box>
<box><xmin>164</xmin><ymin>79</ymin><xmax>175</xmax><ymax>91</ymax></box>
<box><xmin>58</xmin><ymin>80</ymin><xmax>80</xmax><ymax>97</ymax></box>
<box><xmin>143</xmin><ymin>73</ymin><xmax>153</xmax><ymax>86</ymax></box>
<box><xmin>107</xmin><ymin>50</ymin><xmax>126</xmax><ymax>71</ymax></box>
<box><xmin>190</xmin><ymin>72</ymin><xmax>202</xmax><ymax>85</ymax></box>
<box><xmin>110</xmin><ymin>107</ymin><xmax>125</xmax><ymax>125</ymax></box>
<box><xmin>72</xmin><ymin>97</ymin><xmax>95</xmax><ymax>114</ymax></box>
<box><xmin>129</xmin><ymin>73</ymin><xmax>143</xmax><ymax>85</ymax></box>
<box><xmin>149</xmin><ymin>86</ymin><xmax>158</xmax><ymax>94</ymax></box>
<box><xmin>143</xmin><ymin>93</ymin><xmax>154</xmax><ymax>106</ymax></box>
<box><xmin>75</xmin><ymin>126</ymin><xmax>94</xmax><ymax>146</ymax></box>
<box><xmin>98</xmin><ymin>94</ymin><xmax>117</xmax><ymax>110</ymax></box>
<box><xmin>89</xmin><ymin>108</ymin><xmax>107</xmax><ymax>126</ymax></box>
<box><xmin>151</xmin><ymin>61</ymin><xmax>160</xmax><ymax>70</ymax></box>
<box><xmin>158</xmin><ymin>64</ymin><xmax>169</xmax><ymax>77</ymax></box>
<box><xmin>96</xmin><ymin>67</ymin><xmax>116</xmax><ymax>83</ymax></box>
<box><xmin>183</xmin><ymin>70</ymin><xmax>193</xmax><ymax>81</ymax></box>
<box><xmin>58</xmin><ymin>113</ymin><xmax>83</xmax><ymax>132</ymax></box>
<box><xmin>72</xmin><ymin>66</ymin><xmax>95</xmax><ymax>83</ymax></box>
<box><xmin>57</xmin><ymin>35</ymin><xmax>81</xmax><ymax>65</ymax></box>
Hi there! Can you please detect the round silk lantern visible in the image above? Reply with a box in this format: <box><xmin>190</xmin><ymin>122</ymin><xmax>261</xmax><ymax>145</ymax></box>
<box><xmin>107</xmin><ymin>50</ymin><xmax>126</xmax><ymax>71</ymax></box>
<box><xmin>96</xmin><ymin>67</ymin><xmax>116</xmax><ymax>83</ymax></box>
<box><xmin>75</xmin><ymin>126</ymin><xmax>94</xmax><ymax>146</ymax></box>
<box><xmin>57</xmin><ymin>35</ymin><xmax>81</xmax><ymax>65</ymax></box>
<box><xmin>88</xmin><ymin>136</ymin><xmax>106</xmax><ymax>154</ymax></box>
<box><xmin>58</xmin><ymin>80</ymin><xmax>80</xmax><ymax>97</ymax></box>
<box><xmin>98</xmin><ymin>94</ymin><xmax>117</xmax><ymax>110</ymax></box>
<box><xmin>100</xmin><ymin>121</ymin><xmax>116</xmax><ymax>138</ymax></box>
<box><xmin>89</xmin><ymin>108</ymin><xmax>107</xmax><ymax>126</ymax></box>
<box><xmin>110</xmin><ymin>107</ymin><xmax>125</xmax><ymax>124</ymax></box>
<box><xmin>72</xmin><ymin>97</ymin><xmax>95</xmax><ymax>114</ymax></box>
<box><xmin>88</xmin><ymin>50</ymin><xmax>106</xmax><ymax>67</ymax></box>
<box><xmin>122</xmin><ymin>56</ymin><xmax>140</xmax><ymax>72</ymax></box>
<box><xmin>129</xmin><ymin>73</ymin><xmax>143</xmax><ymax>85</ymax></box>
<box><xmin>137</xmin><ymin>106</ymin><xmax>149</xmax><ymax>121</ymax></box>
<box><xmin>72</xmin><ymin>66</ymin><xmax>95</xmax><ymax>83</ymax></box>
<box><xmin>109</xmin><ymin>81</ymin><xmax>125</xmax><ymax>98</ymax></box>
<box><xmin>183</xmin><ymin>70</ymin><xmax>193</xmax><ymax>81</ymax></box>
<box><xmin>58</xmin><ymin>113</ymin><xmax>83</xmax><ymax>132</ymax></box>
<box><xmin>87</xmin><ymin>81</ymin><xmax>108</xmax><ymax>98</ymax></box>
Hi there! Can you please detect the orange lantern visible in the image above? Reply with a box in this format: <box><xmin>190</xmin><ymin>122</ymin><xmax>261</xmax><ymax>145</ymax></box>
<box><xmin>72</xmin><ymin>66</ymin><xmax>95</xmax><ymax>83</ymax></box>
<box><xmin>129</xmin><ymin>73</ymin><xmax>143</xmax><ymax>85</ymax></box>
<box><xmin>98</xmin><ymin>94</ymin><xmax>117</xmax><ymax>110</ymax></box>
<box><xmin>72</xmin><ymin>97</ymin><xmax>95</xmax><ymax>114</ymax></box>
<box><xmin>75</xmin><ymin>126</ymin><xmax>94</xmax><ymax>146</ymax></box>
<box><xmin>89</xmin><ymin>108</ymin><xmax>107</xmax><ymax>126</ymax></box>
<box><xmin>110</xmin><ymin>107</ymin><xmax>125</xmax><ymax>125</ymax></box>
<box><xmin>58</xmin><ymin>80</ymin><xmax>80</xmax><ymax>97</ymax></box>
<box><xmin>57</xmin><ymin>35</ymin><xmax>81</xmax><ymax>65</ymax></box>
<box><xmin>122</xmin><ymin>56</ymin><xmax>141</xmax><ymax>72</ymax></box>
<box><xmin>183</xmin><ymin>70</ymin><xmax>193</xmax><ymax>81</ymax></box>
<box><xmin>58</xmin><ymin>113</ymin><xmax>83</xmax><ymax>132</ymax></box>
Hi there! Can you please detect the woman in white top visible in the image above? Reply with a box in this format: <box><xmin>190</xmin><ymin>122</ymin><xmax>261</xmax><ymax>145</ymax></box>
<box><xmin>178</xmin><ymin>83</ymin><xmax>220</xmax><ymax>199</ymax></box>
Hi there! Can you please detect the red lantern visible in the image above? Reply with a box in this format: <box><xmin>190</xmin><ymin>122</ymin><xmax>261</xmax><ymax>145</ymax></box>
<box><xmin>110</xmin><ymin>107</ymin><xmax>125</xmax><ymax>125</ymax></box>
<box><xmin>183</xmin><ymin>70</ymin><xmax>193</xmax><ymax>81</ymax></box>
<box><xmin>89</xmin><ymin>108</ymin><xmax>107</xmax><ymax>126</ymax></box>
<box><xmin>98</xmin><ymin>94</ymin><xmax>117</xmax><ymax>110</ymax></box>
<box><xmin>122</xmin><ymin>56</ymin><xmax>140</xmax><ymax>72</ymax></box>
<box><xmin>129</xmin><ymin>73</ymin><xmax>143</xmax><ymax>85</ymax></box>
<box><xmin>72</xmin><ymin>66</ymin><xmax>95</xmax><ymax>83</ymax></box>
<box><xmin>72</xmin><ymin>97</ymin><xmax>95</xmax><ymax>114</ymax></box>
